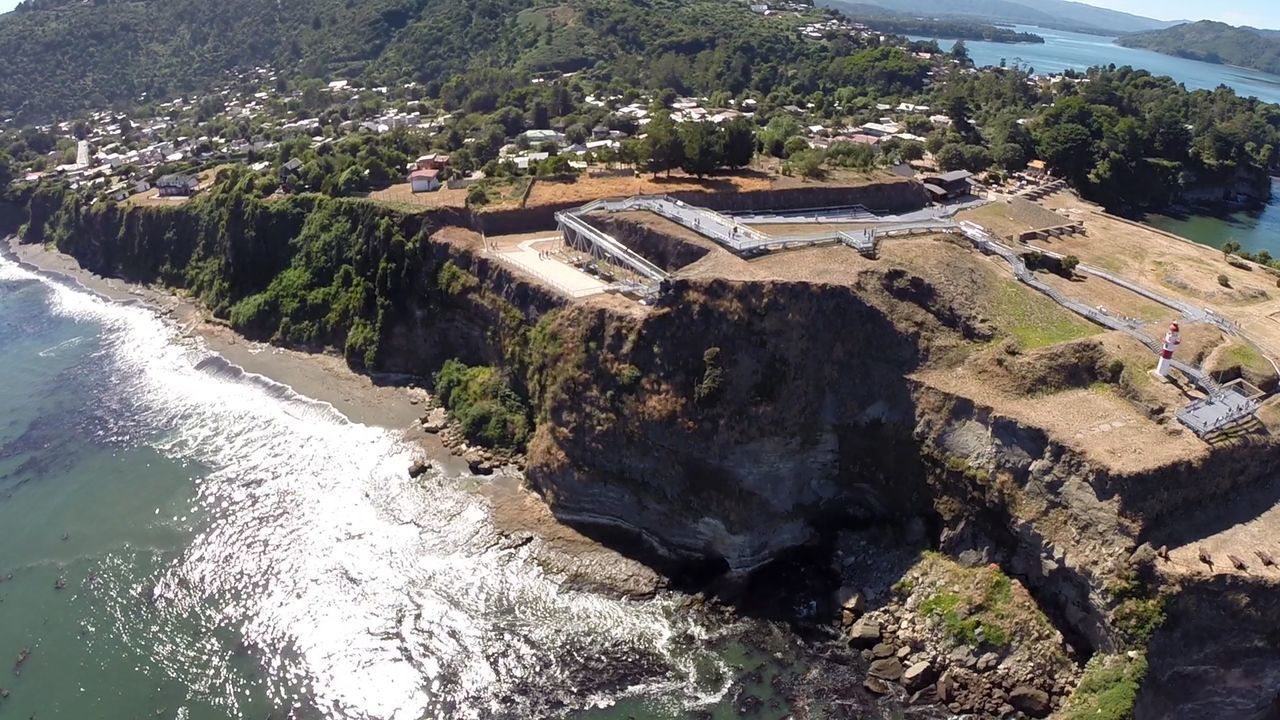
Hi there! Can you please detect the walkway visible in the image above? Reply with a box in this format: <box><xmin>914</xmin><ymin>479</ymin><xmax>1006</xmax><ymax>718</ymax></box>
<box><xmin>497</xmin><ymin>237</ymin><xmax>611</xmax><ymax>298</ymax></box>
<box><xmin>556</xmin><ymin>193</ymin><xmax>1267</xmax><ymax>435</ymax></box>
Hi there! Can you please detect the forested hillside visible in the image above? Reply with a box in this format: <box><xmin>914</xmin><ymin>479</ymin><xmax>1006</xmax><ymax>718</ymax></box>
<box><xmin>0</xmin><ymin>0</ymin><xmax>940</xmax><ymax>120</ymax></box>
<box><xmin>0</xmin><ymin>0</ymin><xmax>433</xmax><ymax>119</ymax></box>
<box><xmin>1118</xmin><ymin>21</ymin><xmax>1280</xmax><ymax>77</ymax></box>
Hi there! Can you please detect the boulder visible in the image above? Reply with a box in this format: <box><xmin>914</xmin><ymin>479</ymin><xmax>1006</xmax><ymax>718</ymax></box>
<box><xmin>848</xmin><ymin>618</ymin><xmax>881</xmax><ymax>647</ymax></box>
<box><xmin>977</xmin><ymin>651</ymin><xmax>1001</xmax><ymax>672</ymax></box>
<box><xmin>836</xmin><ymin>586</ymin><xmax>865</xmax><ymax>614</ymax></box>
<box><xmin>408</xmin><ymin>459</ymin><xmax>430</xmax><ymax>478</ymax></box>
<box><xmin>902</xmin><ymin>660</ymin><xmax>935</xmax><ymax>692</ymax></box>
<box><xmin>872</xmin><ymin>642</ymin><xmax>896</xmax><ymax>659</ymax></box>
<box><xmin>868</xmin><ymin>658</ymin><xmax>905</xmax><ymax>682</ymax></box>
<box><xmin>935</xmin><ymin>671</ymin><xmax>955</xmax><ymax>702</ymax></box>
<box><xmin>1008</xmin><ymin>686</ymin><xmax>1051</xmax><ymax>718</ymax></box>
<box><xmin>896</xmin><ymin>645</ymin><xmax>912</xmax><ymax>660</ymax></box>
<box><xmin>948</xmin><ymin>647</ymin><xmax>977</xmax><ymax>668</ymax></box>
<box><xmin>421</xmin><ymin>407</ymin><xmax>448</xmax><ymax>432</ymax></box>
<box><xmin>863</xmin><ymin>677</ymin><xmax>890</xmax><ymax>695</ymax></box>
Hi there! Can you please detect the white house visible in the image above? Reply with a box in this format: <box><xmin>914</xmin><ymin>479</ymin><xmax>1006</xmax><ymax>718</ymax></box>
<box><xmin>409</xmin><ymin>168</ymin><xmax>440</xmax><ymax>193</ymax></box>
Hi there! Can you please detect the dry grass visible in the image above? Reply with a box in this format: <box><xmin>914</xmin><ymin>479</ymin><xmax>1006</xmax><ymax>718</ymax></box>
<box><xmin>368</xmin><ymin>182</ymin><xmax>469</xmax><ymax>211</ymax></box>
<box><xmin>1018</xmin><ymin>193</ymin><xmax>1280</xmax><ymax>365</ymax></box>
<box><xmin>524</xmin><ymin>170</ymin><xmax>774</xmax><ymax>208</ymax></box>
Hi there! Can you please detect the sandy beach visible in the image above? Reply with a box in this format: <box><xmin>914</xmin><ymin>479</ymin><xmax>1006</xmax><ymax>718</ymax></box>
<box><xmin>3</xmin><ymin>235</ymin><xmax>663</xmax><ymax>596</ymax></box>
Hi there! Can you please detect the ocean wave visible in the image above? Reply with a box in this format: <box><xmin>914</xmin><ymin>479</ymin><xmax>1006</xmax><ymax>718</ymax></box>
<box><xmin>0</xmin><ymin>253</ymin><xmax>725</xmax><ymax>719</ymax></box>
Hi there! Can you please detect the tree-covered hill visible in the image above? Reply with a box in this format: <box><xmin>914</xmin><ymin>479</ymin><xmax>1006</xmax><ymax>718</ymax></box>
<box><xmin>1118</xmin><ymin>21</ymin><xmax>1280</xmax><ymax>77</ymax></box>
<box><xmin>0</xmin><ymin>0</ymin><xmax>441</xmax><ymax>119</ymax></box>
<box><xmin>0</xmin><ymin>0</ymin><xmax>941</xmax><ymax>121</ymax></box>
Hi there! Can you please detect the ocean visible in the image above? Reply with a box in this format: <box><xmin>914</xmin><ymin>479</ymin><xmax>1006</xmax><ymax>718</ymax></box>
<box><xmin>0</xmin><ymin>251</ymin><xmax>755</xmax><ymax>719</ymax></box>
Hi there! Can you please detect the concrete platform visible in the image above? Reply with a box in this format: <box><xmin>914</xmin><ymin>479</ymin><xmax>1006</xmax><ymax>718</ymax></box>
<box><xmin>497</xmin><ymin>237</ymin><xmax>610</xmax><ymax>298</ymax></box>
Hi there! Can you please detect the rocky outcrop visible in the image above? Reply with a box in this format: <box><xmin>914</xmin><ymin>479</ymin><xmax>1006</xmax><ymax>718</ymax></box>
<box><xmin>1135</xmin><ymin>575</ymin><xmax>1280</xmax><ymax>719</ymax></box>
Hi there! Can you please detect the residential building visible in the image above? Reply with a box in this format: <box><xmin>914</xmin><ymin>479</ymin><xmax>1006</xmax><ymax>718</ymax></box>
<box><xmin>409</xmin><ymin>168</ymin><xmax>441</xmax><ymax>193</ymax></box>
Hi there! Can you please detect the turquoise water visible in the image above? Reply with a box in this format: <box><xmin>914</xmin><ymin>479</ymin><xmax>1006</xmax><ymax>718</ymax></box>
<box><xmin>0</xmin><ymin>254</ymin><xmax>732</xmax><ymax>719</ymax></box>
<box><xmin>913</xmin><ymin>25</ymin><xmax>1280</xmax><ymax>105</ymax></box>
<box><xmin>1144</xmin><ymin>178</ymin><xmax>1280</xmax><ymax>256</ymax></box>
<box><xmin>0</xmin><ymin>251</ymin><xmax>910</xmax><ymax>719</ymax></box>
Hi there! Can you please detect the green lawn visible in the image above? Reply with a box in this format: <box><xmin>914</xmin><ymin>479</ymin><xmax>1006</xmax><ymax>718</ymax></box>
<box><xmin>990</xmin><ymin>281</ymin><xmax>1104</xmax><ymax>350</ymax></box>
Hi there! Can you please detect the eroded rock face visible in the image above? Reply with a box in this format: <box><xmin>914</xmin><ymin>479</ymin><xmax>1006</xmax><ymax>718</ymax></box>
<box><xmin>526</xmin><ymin>278</ymin><xmax>931</xmax><ymax>574</ymax></box>
<box><xmin>1136</xmin><ymin>577</ymin><xmax>1280</xmax><ymax>720</ymax></box>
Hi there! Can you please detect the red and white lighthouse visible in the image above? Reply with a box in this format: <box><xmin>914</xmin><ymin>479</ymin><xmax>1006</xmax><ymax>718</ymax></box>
<box><xmin>1155</xmin><ymin>321</ymin><xmax>1180</xmax><ymax>378</ymax></box>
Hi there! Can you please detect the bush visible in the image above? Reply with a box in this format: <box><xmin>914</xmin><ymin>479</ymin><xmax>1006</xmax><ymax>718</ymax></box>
<box><xmin>1217</xmin><ymin>273</ymin><xmax>1231</xmax><ymax>288</ymax></box>
<box><xmin>466</xmin><ymin>184</ymin><xmax>489</xmax><ymax>206</ymax></box>
<box><xmin>434</xmin><ymin>359</ymin><xmax>529</xmax><ymax>450</ymax></box>
<box><xmin>438</xmin><ymin>260</ymin><xmax>479</xmax><ymax>295</ymax></box>
<box><xmin>694</xmin><ymin>347</ymin><xmax>725</xmax><ymax>403</ymax></box>
<box><xmin>1060</xmin><ymin>653</ymin><xmax>1147</xmax><ymax>720</ymax></box>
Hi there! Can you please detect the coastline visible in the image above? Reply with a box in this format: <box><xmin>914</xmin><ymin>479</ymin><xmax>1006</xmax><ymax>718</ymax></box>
<box><xmin>2</xmin><ymin>234</ymin><xmax>665</xmax><ymax>597</ymax></box>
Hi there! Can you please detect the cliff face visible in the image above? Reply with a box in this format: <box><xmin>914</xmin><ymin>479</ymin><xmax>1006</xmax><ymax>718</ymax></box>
<box><xmin>18</xmin><ymin>183</ymin><xmax>1280</xmax><ymax>712</ymax></box>
<box><xmin>1135</xmin><ymin>576</ymin><xmax>1280</xmax><ymax>719</ymax></box>
<box><xmin>520</xmin><ymin>266</ymin><xmax>1280</xmax><ymax>662</ymax></box>
<box><xmin>526</xmin><ymin>277</ymin><xmax>931</xmax><ymax>574</ymax></box>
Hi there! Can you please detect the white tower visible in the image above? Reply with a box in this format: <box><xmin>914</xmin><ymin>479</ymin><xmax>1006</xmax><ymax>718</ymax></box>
<box><xmin>1154</xmin><ymin>321</ymin><xmax>1180</xmax><ymax>378</ymax></box>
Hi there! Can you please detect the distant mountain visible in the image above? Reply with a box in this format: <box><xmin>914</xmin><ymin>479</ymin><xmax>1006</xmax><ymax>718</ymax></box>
<box><xmin>1118</xmin><ymin>21</ymin><xmax>1280</xmax><ymax>76</ymax></box>
<box><xmin>828</xmin><ymin>0</ymin><xmax>1181</xmax><ymax>35</ymax></box>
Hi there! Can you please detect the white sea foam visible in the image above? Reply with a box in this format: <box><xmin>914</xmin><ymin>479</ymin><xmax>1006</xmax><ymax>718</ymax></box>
<box><xmin>1</xmin><ymin>255</ymin><xmax>727</xmax><ymax>719</ymax></box>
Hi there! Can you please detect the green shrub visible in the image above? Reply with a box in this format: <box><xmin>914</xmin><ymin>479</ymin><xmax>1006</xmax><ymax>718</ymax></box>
<box><xmin>1061</xmin><ymin>653</ymin><xmax>1147</xmax><ymax>720</ymax></box>
<box><xmin>1218</xmin><ymin>273</ymin><xmax>1231</xmax><ymax>288</ymax></box>
<box><xmin>694</xmin><ymin>347</ymin><xmax>725</xmax><ymax>403</ymax></box>
<box><xmin>1112</xmin><ymin>597</ymin><xmax>1165</xmax><ymax>646</ymax></box>
<box><xmin>438</xmin><ymin>260</ymin><xmax>479</xmax><ymax>295</ymax></box>
<box><xmin>434</xmin><ymin>359</ymin><xmax>529</xmax><ymax>451</ymax></box>
<box><xmin>616</xmin><ymin>363</ymin><xmax>642</xmax><ymax>388</ymax></box>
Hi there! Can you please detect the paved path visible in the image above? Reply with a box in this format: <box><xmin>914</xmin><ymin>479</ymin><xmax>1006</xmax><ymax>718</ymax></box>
<box><xmin>496</xmin><ymin>236</ymin><xmax>611</xmax><ymax>298</ymax></box>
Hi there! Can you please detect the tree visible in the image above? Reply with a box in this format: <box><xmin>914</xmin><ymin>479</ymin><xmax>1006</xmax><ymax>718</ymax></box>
<box><xmin>722</xmin><ymin>117</ymin><xmax>756</xmax><ymax>168</ymax></box>
<box><xmin>680</xmin><ymin>122</ymin><xmax>724</xmax><ymax>178</ymax></box>
<box><xmin>900</xmin><ymin>142</ymin><xmax>926</xmax><ymax>162</ymax></box>
<box><xmin>1222</xmin><ymin>240</ymin><xmax>1242</xmax><ymax>258</ymax></box>
<box><xmin>786</xmin><ymin>149</ymin><xmax>825</xmax><ymax>179</ymax></box>
<box><xmin>1035</xmin><ymin>123</ymin><xmax>1096</xmax><ymax>181</ymax></box>
<box><xmin>565</xmin><ymin>123</ymin><xmax>588</xmax><ymax>145</ymax></box>
<box><xmin>934</xmin><ymin>143</ymin><xmax>968</xmax><ymax>172</ymax></box>
<box><xmin>643</xmin><ymin>113</ymin><xmax>684</xmax><ymax>176</ymax></box>
<box><xmin>992</xmin><ymin>143</ymin><xmax>1026</xmax><ymax>171</ymax></box>
<box><xmin>783</xmin><ymin>136</ymin><xmax>810</xmax><ymax>159</ymax></box>
<box><xmin>951</xmin><ymin>39</ymin><xmax>970</xmax><ymax>65</ymax></box>
<box><xmin>760</xmin><ymin>115</ymin><xmax>801</xmax><ymax>158</ymax></box>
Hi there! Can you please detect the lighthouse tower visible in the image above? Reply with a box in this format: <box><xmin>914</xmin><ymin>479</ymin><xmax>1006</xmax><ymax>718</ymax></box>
<box><xmin>1154</xmin><ymin>321</ymin><xmax>1180</xmax><ymax>378</ymax></box>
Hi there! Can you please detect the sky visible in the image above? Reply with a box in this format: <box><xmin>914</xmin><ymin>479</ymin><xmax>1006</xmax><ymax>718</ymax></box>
<box><xmin>0</xmin><ymin>0</ymin><xmax>1276</xmax><ymax>29</ymax></box>
<box><xmin>1088</xmin><ymin>0</ymin><xmax>1279</xmax><ymax>28</ymax></box>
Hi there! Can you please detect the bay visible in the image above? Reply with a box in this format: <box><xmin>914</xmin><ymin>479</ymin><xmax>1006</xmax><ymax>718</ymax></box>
<box><xmin>1145</xmin><ymin>178</ymin><xmax>1280</xmax><ymax>256</ymax></box>
<box><xmin>912</xmin><ymin>25</ymin><xmax>1280</xmax><ymax>105</ymax></box>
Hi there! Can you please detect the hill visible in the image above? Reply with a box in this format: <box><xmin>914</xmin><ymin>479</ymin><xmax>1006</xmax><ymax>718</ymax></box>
<box><xmin>831</xmin><ymin>0</ymin><xmax>1178</xmax><ymax>35</ymax></box>
<box><xmin>1118</xmin><ymin>20</ymin><xmax>1280</xmax><ymax>76</ymax></box>
<box><xmin>0</xmin><ymin>0</ymin><xmax>922</xmax><ymax>121</ymax></box>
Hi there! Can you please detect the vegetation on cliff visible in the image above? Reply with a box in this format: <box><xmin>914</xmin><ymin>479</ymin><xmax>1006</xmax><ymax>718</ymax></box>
<box><xmin>434</xmin><ymin>359</ymin><xmax>530</xmax><ymax>449</ymax></box>
<box><xmin>1118</xmin><ymin>21</ymin><xmax>1280</xmax><ymax>77</ymax></box>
